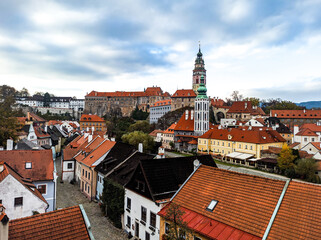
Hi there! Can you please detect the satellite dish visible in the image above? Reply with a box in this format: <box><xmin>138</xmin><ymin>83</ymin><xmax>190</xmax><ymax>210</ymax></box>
<box><xmin>193</xmin><ymin>159</ymin><xmax>200</xmax><ymax>167</ymax></box>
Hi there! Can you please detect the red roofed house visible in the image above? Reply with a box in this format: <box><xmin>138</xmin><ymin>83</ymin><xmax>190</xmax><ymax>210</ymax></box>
<box><xmin>2</xmin><ymin>205</ymin><xmax>94</xmax><ymax>240</ymax></box>
<box><xmin>162</xmin><ymin>123</ymin><xmax>176</xmax><ymax>149</ymax></box>
<box><xmin>197</xmin><ymin>128</ymin><xmax>286</xmax><ymax>166</ymax></box>
<box><xmin>171</xmin><ymin>89</ymin><xmax>196</xmax><ymax>111</ymax></box>
<box><xmin>80</xmin><ymin>114</ymin><xmax>106</xmax><ymax>132</ymax></box>
<box><xmin>149</xmin><ymin>129</ymin><xmax>163</xmax><ymax>143</ymax></box>
<box><xmin>0</xmin><ymin>149</ymin><xmax>57</xmax><ymax>212</ymax></box>
<box><xmin>293</xmin><ymin>123</ymin><xmax>321</xmax><ymax>149</ymax></box>
<box><xmin>84</xmin><ymin>86</ymin><xmax>169</xmax><ymax>117</ymax></box>
<box><xmin>79</xmin><ymin>139</ymin><xmax>116</xmax><ymax>200</ymax></box>
<box><xmin>149</xmin><ymin>99</ymin><xmax>172</xmax><ymax>124</ymax></box>
<box><xmin>227</xmin><ymin>101</ymin><xmax>266</xmax><ymax>121</ymax></box>
<box><xmin>158</xmin><ymin>165</ymin><xmax>321</xmax><ymax>240</ymax></box>
<box><xmin>0</xmin><ymin>162</ymin><xmax>48</xmax><ymax>220</ymax></box>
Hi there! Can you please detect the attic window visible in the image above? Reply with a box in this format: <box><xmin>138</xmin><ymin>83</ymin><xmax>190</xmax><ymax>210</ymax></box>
<box><xmin>25</xmin><ymin>162</ymin><xmax>32</xmax><ymax>169</ymax></box>
<box><xmin>206</xmin><ymin>200</ymin><xmax>218</xmax><ymax>211</ymax></box>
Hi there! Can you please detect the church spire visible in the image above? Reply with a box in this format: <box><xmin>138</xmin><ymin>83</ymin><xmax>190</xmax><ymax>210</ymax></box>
<box><xmin>192</xmin><ymin>44</ymin><xmax>206</xmax><ymax>93</ymax></box>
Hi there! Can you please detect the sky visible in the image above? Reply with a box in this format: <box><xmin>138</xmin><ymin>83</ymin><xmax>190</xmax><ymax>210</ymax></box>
<box><xmin>1</xmin><ymin>0</ymin><xmax>321</xmax><ymax>102</ymax></box>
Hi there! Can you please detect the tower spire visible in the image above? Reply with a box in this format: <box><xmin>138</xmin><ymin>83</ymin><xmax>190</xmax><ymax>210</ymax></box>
<box><xmin>192</xmin><ymin>43</ymin><xmax>206</xmax><ymax>93</ymax></box>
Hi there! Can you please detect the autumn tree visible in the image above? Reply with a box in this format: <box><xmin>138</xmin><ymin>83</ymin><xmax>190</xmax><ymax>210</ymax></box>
<box><xmin>295</xmin><ymin>158</ymin><xmax>320</xmax><ymax>183</ymax></box>
<box><xmin>163</xmin><ymin>203</ymin><xmax>191</xmax><ymax>240</ymax></box>
<box><xmin>128</xmin><ymin>120</ymin><xmax>151</xmax><ymax>133</ymax></box>
<box><xmin>277</xmin><ymin>145</ymin><xmax>296</xmax><ymax>177</ymax></box>
<box><xmin>121</xmin><ymin>131</ymin><xmax>154</xmax><ymax>152</ymax></box>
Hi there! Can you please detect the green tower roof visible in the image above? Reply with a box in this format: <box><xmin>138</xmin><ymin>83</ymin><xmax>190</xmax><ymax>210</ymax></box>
<box><xmin>196</xmin><ymin>75</ymin><xmax>207</xmax><ymax>99</ymax></box>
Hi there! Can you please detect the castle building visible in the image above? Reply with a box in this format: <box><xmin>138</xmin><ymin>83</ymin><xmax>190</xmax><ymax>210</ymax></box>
<box><xmin>192</xmin><ymin>45</ymin><xmax>207</xmax><ymax>93</ymax></box>
<box><xmin>194</xmin><ymin>75</ymin><xmax>209</xmax><ymax>136</ymax></box>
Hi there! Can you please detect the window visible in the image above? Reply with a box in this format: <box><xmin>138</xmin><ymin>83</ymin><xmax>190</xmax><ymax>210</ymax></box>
<box><xmin>136</xmin><ymin>180</ymin><xmax>145</xmax><ymax>192</ymax></box>
<box><xmin>145</xmin><ymin>232</ymin><xmax>150</xmax><ymax>240</ymax></box>
<box><xmin>82</xmin><ymin>169</ymin><xmax>84</xmax><ymax>176</ymax></box>
<box><xmin>25</xmin><ymin>162</ymin><xmax>32</xmax><ymax>169</ymax></box>
<box><xmin>312</xmin><ymin>138</ymin><xmax>315</xmax><ymax>142</ymax></box>
<box><xmin>14</xmin><ymin>197</ymin><xmax>23</xmax><ymax>207</ymax></box>
<box><xmin>0</xmin><ymin>199</ymin><xmax>2</xmax><ymax>204</ymax></box>
<box><xmin>126</xmin><ymin>216</ymin><xmax>131</xmax><ymax>227</ymax></box>
<box><xmin>206</xmin><ymin>200</ymin><xmax>218</xmax><ymax>211</ymax></box>
<box><xmin>88</xmin><ymin>172</ymin><xmax>90</xmax><ymax>180</ymax></box>
<box><xmin>85</xmin><ymin>171</ymin><xmax>87</xmax><ymax>178</ymax></box>
<box><xmin>304</xmin><ymin>137</ymin><xmax>308</xmax><ymax>142</ymax></box>
<box><xmin>250</xmin><ymin>146</ymin><xmax>253</xmax><ymax>150</ymax></box>
<box><xmin>141</xmin><ymin>206</ymin><xmax>147</xmax><ymax>222</ymax></box>
<box><xmin>165</xmin><ymin>222</ymin><xmax>170</xmax><ymax>234</ymax></box>
<box><xmin>127</xmin><ymin>197</ymin><xmax>131</xmax><ymax>210</ymax></box>
<box><xmin>150</xmin><ymin>212</ymin><xmax>156</xmax><ymax>228</ymax></box>
<box><xmin>37</xmin><ymin>184</ymin><xmax>47</xmax><ymax>194</ymax></box>
<box><xmin>67</xmin><ymin>163</ymin><xmax>72</xmax><ymax>169</ymax></box>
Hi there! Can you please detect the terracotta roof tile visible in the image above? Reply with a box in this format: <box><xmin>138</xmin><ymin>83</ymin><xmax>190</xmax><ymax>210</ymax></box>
<box><xmin>151</xmin><ymin>99</ymin><xmax>172</xmax><ymax>107</ymax></box>
<box><xmin>199</xmin><ymin>128</ymin><xmax>286</xmax><ymax>144</ymax></box>
<box><xmin>86</xmin><ymin>87</ymin><xmax>165</xmax><ymax>98</ymax></box>
<box><xmin>271</xmin><ymin>110</ymin><xmax>321</xmax><ymax>119</ymax></box>
<box><xmin>174</xmin><ymin>111</ymin><xmax>194</xmax><ymax>132</ymax></box>
<box><xmin>9</xmin><ymin>205</ymin><xmax>90</xmax><ymax>240</ymax></box>
<box><xmin>0</xmin><ymin>150</ymin><xmax>54</xmax><ymax>181</ymax></box>
<box><xmin>160</xmin><ymin>165</ymin><xmax>286</xmax><ymax>238</ymax></box>
<box><xmin>228</xmin><ymin>101</ymin><xmax>265</xmax><ymax>115</ymax></box>
<box><xmin>300</xmin><ymin>123</ymin><xmax>321</xmax><ymax>132</ymax></box>
<box><xmin>296</xmin><ymin>128</ymin><xmax>318</xmax><ymax>136</ymax></box>
<box><xmin>149</xmin><ymin>129</ymin><xmax>163</xmax><ymax>137</ymax></box>
<box><xmin>80</xmin><ymin>114</ymin><xmax>105</xmax><ymax>122</ymax></box>
<box><xmin>268</xmin><ymin>181</ymin><xmax>321</xmax><ymax>240</ymax></box>
<box><xmin>171</xmin><ymin>89</ymin><xmax>196</xmax><ymax>98</ymax></box>
<box><xmin>163</xmin><ymin>123</ymin><xmax>176</xmax><ymax>134</ymax></box>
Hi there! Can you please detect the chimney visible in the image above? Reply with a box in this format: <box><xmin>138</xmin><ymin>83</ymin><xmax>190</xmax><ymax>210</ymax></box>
<box><xmin>185</xmin><ymin>110</ymin><xmax>189</xmax><ymax>120</ymax></box>
<box><xmin>6</xmin><ymin>139</ymin><xmax>13</xmax><ymax>151</ymax></box>
<box><xmin>88</xmin><ymin>134</ymin><xmax>93</xmax><ymax>143</ymax></box>
<box><xmin>138</xmin><ymin>143</ymin><xmax>143</xmax><ymax>153</ymax></box>
<box><xmin>244</xmin><ymin>102</ymin><xmax>247</xmax><ymax>109</ymax></box>
<box><xmin>191</xmin><ymin>110</ymin><xmax>194</xmax><ymax>120</ymax></box>
<box><xmin>45</xmin><ymin>125</ymin><xmax>48</xmax><ymax>132</ymax></box>
<box><xmin>0</xmin><ymin>204</ymin><xmax>9</xmax><ymax>240</ymax></box>
<box><xmin>111</xmin><ymin>137</ymin><xmax>115</xmax><ymax>142</ymax></box>
<box><xmin>293</xmin><ymin>125</ymin><xmax>299</xmax><ymax>135</ymax></box>
<box><xmin>0</xmin><ymin>162</ymin><xmax>4</xmax><ymax>172</ymax></box>
<box><xmin>193</xmin><ymin>159</ymin><xmax>200</xmax><ymax>170</ymax></box>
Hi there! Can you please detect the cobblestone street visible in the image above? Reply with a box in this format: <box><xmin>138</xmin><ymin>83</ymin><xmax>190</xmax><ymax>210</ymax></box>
<box><xmin>55</xmin><ymin>157</ymin><xmax>127</xmax><ymax>240</ymax></box>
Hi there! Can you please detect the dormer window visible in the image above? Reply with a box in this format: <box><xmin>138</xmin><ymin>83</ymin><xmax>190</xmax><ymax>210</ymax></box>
<box><xmin>206</xmin><ymin>200</ymin><xmax>218</xmax><ymax>211</ymax></box>
<box><xmin>25</xmin><ymin>162</ymin><xmax>32</xmax><ymax>169</ymax></box>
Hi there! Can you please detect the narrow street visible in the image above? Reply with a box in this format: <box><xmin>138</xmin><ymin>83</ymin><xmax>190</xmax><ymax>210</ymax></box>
<box><xmin>55</xmin><ymin>157</ymin><xmax>127</xmax><ymax>240</ymax></box>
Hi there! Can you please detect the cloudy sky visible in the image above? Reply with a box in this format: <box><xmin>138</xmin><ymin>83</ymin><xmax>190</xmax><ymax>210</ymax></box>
<box><xmin>1</xmin><ymin>0</ymin><xmax>321</xmax><ymax>102</ymax></box>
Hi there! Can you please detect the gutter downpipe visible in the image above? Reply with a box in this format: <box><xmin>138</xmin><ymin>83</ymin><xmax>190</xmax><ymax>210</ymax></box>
<box><xmin>79</xmin><ymin>204</ymin><xmax>95</xmax><ymax>240</ymax></box>
<box><xmin>262</xmin><ymin>179</ymin><xmax>291</xmax><ymax>240</ymax></box>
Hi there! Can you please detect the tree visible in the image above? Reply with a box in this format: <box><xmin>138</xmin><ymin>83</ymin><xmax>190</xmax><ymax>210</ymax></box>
<box><xmin>231</xmin><ymin>91</ymin><xmax>243</xmax><ymax>101</ymax></box>
<box><xmin>16</xmin><ymin>87</ymin><xmax>30</xmax><ymax>97</ymax></box>
<box><xmin>243</xmin><ymin>97</ymin><xmax>260</xmax><ymax>106</ymax></box>
<box><xmin>277</xmin><ymin>144</ymin><xmax>296</xmax><ymax>176</ymax></box>
<box><xmin>295</xmin><ymin>158</ymin><xmax>320</xmax><ymax>183</ymax></box>
<box><xmin>121</xmin><ymin>131</ymin><xmax>154</xmax><ymax>152</ymax></box>
<box><xmin>261</xmin><ymin>98</ymin><xmax>303</xmax><ymax>114</ymax></box>
<box><xmin>156</xmin><ymin>106</ymin><xmax>193</xmax><ymax>130</ymax></box>
<box><xmin>128</xmin><ymin>120</ymin><xmax>151</xmax><ymax>133</ymax></box>
<box><xmin>163</xmin><ymin>203</ymin><xmax>191</xmax><ymax>240</ymax></box>
<box><xmin>131</xmin><ymin>106</ymin><xmax>149</xmax><ymax>120</ymax></box>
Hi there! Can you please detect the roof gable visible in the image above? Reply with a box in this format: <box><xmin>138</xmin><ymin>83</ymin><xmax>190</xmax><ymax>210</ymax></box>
<box><xmin>172</xmin><ymin>89</ymin><xmax>196</xmax><ymax>98</ymax></box>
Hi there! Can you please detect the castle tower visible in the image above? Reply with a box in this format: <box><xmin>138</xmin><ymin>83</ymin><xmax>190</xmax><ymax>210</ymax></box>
<box><xmin>192</xmin><ymin>45</ymin><xmax>207</xmax><ymax>93</ymax></box>
<box><xmin>194</xmin><ymin>75</ymin><xmax>209</xmax><ymax>136</ymax></box>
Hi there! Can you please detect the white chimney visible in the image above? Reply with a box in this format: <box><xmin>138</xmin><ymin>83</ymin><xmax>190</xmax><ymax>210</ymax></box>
<box><xmin>185</xmin><ymin>110</ymin><xmax>189</xmax><ymax>120</ymax></box>
<box><xmin>193</xmin><ymin>159</ymin><xmax>200</xmax><ymax>170</ymax></box>
<box><xmin>88</xmin><ymin>134</ymin><xmax>93</xmax><ymax>143</ymax></box>
<box><xmin>6</xmin><ymin>139</ymin><xmax>13</xmax><ymax>151</ymax></box>
<box><xmin>0</xmin><ymin>147</ymin><xmax>3</xmax><ymax>151</ymax></box>
<box><xmin>191</xmin><ymin>110</ymin><xmax>194</xmax><ymax>120</ymax></box>
<box><xmin>45</xmin><ymin>125</ymin><xmax>48</xmax><ymax>132</ymax></box>
<box><xmin>0</xmin><ymin>204</ymin><xmax>9</xmax><ymax>240</ymax></box>
<box><xmin>0</xmin><ymin>162</ymin><xmax>4</xmax><ymax>172</ymax></box>
<box><xmin>244</xmin><ymin>103</ymin><xmax>247</xmax><ymax>109</ymax></box>
<box><xmin>293</xmin><ymin>125</ymin><xmax>299</xmax><ymax>135</ymax></box>
<box><xmin>111</xmin><ymin>137</ymin><xmax>115</xmax><ymax>142</ymax></box>
<box><xmin>138</xmin><ymin>143</ymin><xmax>143</xmax><ymax>153</ymax></box>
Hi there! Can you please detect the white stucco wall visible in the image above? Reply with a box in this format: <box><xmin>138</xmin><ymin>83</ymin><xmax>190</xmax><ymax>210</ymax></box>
<box><xmin>62</xmin><ymin>160</ymin><xmax>75</xmax><ymax>182</ymax></box>
<box><xmin>0</xmin><ymin>175</ymin><xmax>47</xmax><ymax>220</ymax></box>
<box><xmin>96</xmin><ymin>172</ymin><xmax>104</xmax><ymax>200</ymax></box>
<box><xmin>124</xmin><ymin>189</ymin><xmax>163</xmax><ymax>240</ymax></box>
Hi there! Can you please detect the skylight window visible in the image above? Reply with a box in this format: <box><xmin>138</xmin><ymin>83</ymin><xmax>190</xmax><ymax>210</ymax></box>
<box><xmin>25</xmin><ymin>162</ymin><xmax>32</xmax><ymax>169</ymax></box>
<box><xmin>206</xmin><ymin>200</ymin><xmax>218</xmax><ymax>211</ymax></box>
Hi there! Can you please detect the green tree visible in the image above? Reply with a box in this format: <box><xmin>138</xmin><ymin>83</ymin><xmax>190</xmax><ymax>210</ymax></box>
<box><xmin>277</xmin><ymin>145</ymin><xmax>296</xmax><ymax>176</ymax></box>
<box><xmin>163</xmin><ymin>203</ymin><xmax>191</xmax><ymax>240</ymax></box>
<box><xmin>243</xmin><ymin>97</ymin><xmax>260</xmax><ymax>106</ymax></box>
<box><xmin>16</xmin><ymin>87</ymin><xmax>30</xmax><ymax>97</ymax></box>
<box><xmin>121</xmin><ymin>131</ymin><xmax>154</xmax><ymax>152</ymax></box>
<box><xmin>261</xmin><ymin>98</ymin><xmax>303</xmax><ymax>114</ymax></box>
<box><xmin>295</xmin><ymin>158</ymin><xmax>320</xmax><ymax>183</ymax></box>
<box><xmin>128</xmin><ymin>120</ymin><xmax>151</xmax><ymax>133</ymax></box>
<box><xmin>131</xmin><ymin>106</ymin><xmax>149</xmax><ymax>120</ymax></box>
<box><xmin>100</xmin><ymin>178</ymin><xmax>124</xmax><ymax>228</ymax></box>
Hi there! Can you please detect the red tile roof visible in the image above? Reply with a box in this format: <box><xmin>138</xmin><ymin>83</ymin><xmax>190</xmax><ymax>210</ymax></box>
<box><xmin>27</xmin><ymin>112</ymin><xmax>46</xmax><ymax>123</ymax></box>
<box><xmin>171</xmin><ymin>89</ymin><xmax>196</xmax><ymax>98</ymax></box>
<box><xmin>289</xmin><ymin>142</ymin><xmax>300</xmax><ymax>148</ymax></box>
<box><xmin>296</xmin><ymin>128</ymin><xmax>318</xmax><ymax>136</ymax></box>
<box><xmin>300</xmin><ymin>123</ymin><xmax>321</xmax><ymax>132</ymax></box>
<box><xmin>74</xmin><ymin>136</ymin><xmax>104</xmax><ymax>163</ymax></box>
<box><xmin>81</xmin><ymin>139</ymin><xmax>116</xmax><ymax>167</ymax></box>
<box><xmin>174</xmin><ymin>111</ymin><xmax>194</xmax><ymax>132</ymax></box>
<box><xmin>9</xmin><ymin>205</ymin><xmax>90</xmax><ymax>240</ymax></box>
<box><xmin>211</xmin><ymin>98</ymin><xmax>230</xmax><ymax>109</ymax></box>
<box><xmin>227</xmin><ymin>101</ymin><xmax>265</xmax><ymax>115</ymax></box>
<box><xmin>310</xmin><ymin>142</ymin><xmax>321</xmax><ymax>150</ymax></box>
<box><xmin>149</xmin><ymin>129</ymin><xmax>163</xmax><ymax>137</ymax></box>
<box><xmin>80</xmin><ymin>114</ymin><xmax>105</xmax><ymax>122</ymax></box>
<box><xmin>268</xmin><ymin>181</ymin><xmax>321</xmax><ymax>240</ymax></box>
<box><xmin>151</xmin><ymin>99</ymin><xmax>172</xmax><ymax>107</ymax></box>
<box><xmin>34</xmin><ymin>127</ymin><xmax>50</xmax><ymax>138</ymax></box>
<box><xmin>0</xmin><ymin>150</ymin><xmax>54</xmax><ymax>181</ymax></box>
<box><xmin>163</xmin><ymin>123</ymin><xmax>177</xmax><ymax>134</ymax></box>
<box><xmin>48</xmin><ymin>120</ymin><xmax>62</xmax><ymax>125</ymax></box>
<box><xmin>86</xmin><ymin>87</ymin><xmax>164</xmax><ymax>98</ymax></box>
<box><xmin>271</xmin><ymin>110</ymin><xmax>321</xmax><ymax>119</ymax></box>
<box><xmin>159</xmin><ymin>165</ymin><xmax>286</xmax><ymax>239</ymax></box>
<box><xmin>199</xmin><ymin>128</ymin><xmax>286</xmax><ymax>144</ymax></box>
<box><xmin>0</xmin><ymin>162</ymin><xmax>47</xmax><ymax>204</ymax></box>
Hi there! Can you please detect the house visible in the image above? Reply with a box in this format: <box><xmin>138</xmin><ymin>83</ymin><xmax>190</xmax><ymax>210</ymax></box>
<box><xmin>27</xmin><ymin>125</ymin><xmax>52</xmax><ymax>147</ymax></box>
<box><xmin>197</xmin><ymin>128</ymin><xmax>286</xmax><ymax>166</ymax></box>
<box><xmin>124</xmin><ymin>155</ymin><xmax>216</xmax><ymax>240</ymax></box>
<box><xmin>159</xmin><ymin>165</ymin><xmax>321</xmax><ymax>240</ymax></box>
<box><xmin>1</xmin><ymin>205</ymin><xmax>93</xmax><ymax>239</ymax></box>
<box><xmin>170</xmin><ymin>89</ymin><xmax>196</xmax><ymax>111</ymax></box>
<box><xmin>226</xmin><ymin>101</ymin><xmax>266</xmax><ymax>121</ymax></box>
<box><xmin>0</xmin><ymin>149</ymin><xmax>57</xmax><ymax>212</ymax></box>
<box><xmin>300</xmin><ymin>142</ymin><xmax>321</xmax><ymax>155</ymax></box>
<box><xmin>0</xmin><ymin>162</ymin><xmax>48</xmax><ymax>220</ymax></box>
<box><xmin>80</xmin><ymin>114</ymin><xmax>107</xmax><ymax>132</ymax></box>
<box><xmin>25</xmin><ymin>112</ymin><xmax>46</xmax><ymax>127</ymax></box>
<box><xmin>79</xmin><ymin>139</ymin><xmax>116</xmax><ymax>200</ymax></box>
<box><xmin>293</xmin><ymin>125</ymin><xmax>320</xmax><ymax>149</ymax></box>
<box><xmin>162</xmin><ymin>123</ymin><xmax>176</xmax><ymax>149</ymax></box>
<box><xmin>149</xmin><ymin>99</ymin><xmax>171</xmax><ymax>124</ymax></box>
<box><xmin>149</xmin><ymin>129</ymin><xmax>163</xmax><ymax>143</ymax></box>
<box><xmin>271</xmin><ymin>109</ymin><xmax>321</xmax><ymax>127</ymax></box>
<box><xmin>94</xmin><ymin>142</ymin><xmax>137</xmax><ymax>200</ymax></box>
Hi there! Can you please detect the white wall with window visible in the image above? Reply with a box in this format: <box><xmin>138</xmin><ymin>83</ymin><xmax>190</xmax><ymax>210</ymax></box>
<box><xmin>62</xmin><ymin>160</ymin><xmax>75</xmax><ymax>182</ymax></box>
<box><xmin>96</xmin><ymin>172</ymin><xmax>105</xmax><ymax>200</ymax></box>
<box><xmin>0</xmin><ymin>174</ymin><xmax>47</xmax><ymax>220</ymax></box>
<box><xmin>124</xmin><ymin>189</ymin><xmax>164</xmax><ymax>240</ymax></box>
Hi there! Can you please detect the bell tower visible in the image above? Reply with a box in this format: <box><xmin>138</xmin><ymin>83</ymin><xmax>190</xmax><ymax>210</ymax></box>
<box><xmin>194</xmin><ymin>75</ymin><xmax>209</xmax><ymax>136</ymax></box>
<box><xmin>192</xmin><ymin>44</ymin><xmax>206</xmax><ymax>93</ymax></box>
